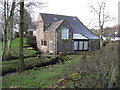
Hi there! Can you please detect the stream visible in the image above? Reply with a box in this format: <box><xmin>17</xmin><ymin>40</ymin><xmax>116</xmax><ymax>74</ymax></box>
<box><xmin>1</xmin><ymin>72</ymin><xmax>17</xmax><ymax>77</ymax></box>
<box><xmin>2</xmin><ymin>65</ymin><xmax>53</xmax><ymax>77</ymax></box>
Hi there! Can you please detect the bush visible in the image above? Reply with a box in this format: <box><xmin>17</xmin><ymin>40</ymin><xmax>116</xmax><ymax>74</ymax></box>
<box><xmin>65</xmin><ymin>42</ymin><xmax>119</xmax><ymax>88</ymax></box>
<box><xmin>26</xmin><ymin>35</ymin><xmax>37</xmax><ymax>48</ymax></box>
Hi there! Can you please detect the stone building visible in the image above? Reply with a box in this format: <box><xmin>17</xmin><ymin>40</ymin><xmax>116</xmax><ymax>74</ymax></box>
<box><xmin>36</xmin><ymin>13</ymin><xmax>100</xmax><ymax>54</ymax></box>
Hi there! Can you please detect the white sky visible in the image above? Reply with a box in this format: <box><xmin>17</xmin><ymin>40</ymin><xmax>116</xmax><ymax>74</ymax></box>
<box><xmin>31</xmin><ymin>0</ymin><xmax>119</xmax><ymax>29</ymax></box>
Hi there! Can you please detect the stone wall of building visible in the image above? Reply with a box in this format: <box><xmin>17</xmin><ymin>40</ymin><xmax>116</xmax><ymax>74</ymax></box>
<box><xmin>56</xmin><ymin>20</ymin><xmax>74</xmax><ymax>54</ymax></box>
<box><xmin>44</xmin><ymin>31</ymin><xmax>56</xmax><ymax>53</ymax></box>
<box><xmin>36</xmin><ymin>14</ymin><xmax>45</xmax><ymax>52</ymax></box>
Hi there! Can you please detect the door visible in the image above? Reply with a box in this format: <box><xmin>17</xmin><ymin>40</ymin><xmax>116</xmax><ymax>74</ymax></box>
<box><xmin>49</xmin><ymin>41</ymin><xmax>53</xmax><ymax>53</ymax></box>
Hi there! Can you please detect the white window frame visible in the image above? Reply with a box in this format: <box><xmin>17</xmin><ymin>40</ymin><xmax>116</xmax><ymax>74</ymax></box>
<box><xmin>79</xmin><ymin>41</ymin><xmax>83</xmax><ymax>50</ymax></box>
<box><xmin>74</xmin><ymin>41</ymin><xmax>78</xmax><ymax>50</ymax></box>
<box><xmin>84</xmin><ymin>41</ymin><xmax>88</xmax><ymax>50</ymax></box>
<box><xmin>74</xmin><ymin>40</ymin><xmax>89</xmax><ymax>51</ymax></box>
<box><xmin>61</xmin><ymin>27</ymin><xmax>69</xmax><ymax>39</ymax></box>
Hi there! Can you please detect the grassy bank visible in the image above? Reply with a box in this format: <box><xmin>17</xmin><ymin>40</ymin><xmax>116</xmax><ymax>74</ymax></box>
<box><xmin>0</xmin><ymin>42</ymin><xmax>2</xmax><ymax>56</ymax></box>
<box><xmin>4</xmin><ymin>38</ymin><xmax>37</xmax><ymax>60</ymax></box>
<box><xmin>2</xmin><ymin>55</ymin><xmax>81</xmax><ymax>88</ymax></box>
<box><xmin>11</xmin><ymin>38</ymin><xmax>37</xmax><ymax>57</ymax></box>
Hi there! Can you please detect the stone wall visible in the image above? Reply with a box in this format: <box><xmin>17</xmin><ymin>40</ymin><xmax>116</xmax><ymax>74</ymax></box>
<box><xmin>44</xmin><ymin>31</ymin><xmax>56</xmax><ymax>53</ymax></box>
<box><xmin>56</xmin><ymin>20</ymin><xmax>74</xmax><ymax>53</ymax></box>
<box><xmin>36</xmin><ymin>14</ymin><xmax>45</xmax><ymax>52</ymax></box>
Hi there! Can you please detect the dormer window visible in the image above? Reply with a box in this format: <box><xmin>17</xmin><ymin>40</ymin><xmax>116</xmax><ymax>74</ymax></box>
<box><xmin>44</xmin><ymin>23</ymin><xmax>51</xmax><ymax>30</ymax></box>
<box><xmin>73</xmin><ymin>18</ymin><xmax>76</xmax><ymax>20</ymax></box>
<box><xmin>62</xmin><ymin>27</ymin><xmax>69</xmax><ymax>39</ymax></box>
<box><xmin>54</xmin><ymin>18</ymin><xmax>57</xmax><ymax>20</ymax></box>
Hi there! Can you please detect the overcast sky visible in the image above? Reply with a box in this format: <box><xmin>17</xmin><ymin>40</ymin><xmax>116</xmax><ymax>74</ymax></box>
<box><xmin>30</xmin><ymin>0</ymin><xmax>119</xmax><ymax>29</ymax></box>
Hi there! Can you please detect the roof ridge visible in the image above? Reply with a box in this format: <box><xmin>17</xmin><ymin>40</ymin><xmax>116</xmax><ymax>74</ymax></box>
<box><xmin>52</xmin><ymin>19</ymin><xmax>64</xmax><ymax>23</ymax></box>
<box><xmin>40</xmin><ymin>13</ymin><xmax>77</xmax><ymax>18</ymax></box>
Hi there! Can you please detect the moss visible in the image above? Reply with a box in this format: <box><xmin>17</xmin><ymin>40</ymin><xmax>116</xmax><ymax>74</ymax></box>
<box><xmin>70</xmin><ymin>74</ymin><xmax>81</xmax><ymax>79</ymax></box>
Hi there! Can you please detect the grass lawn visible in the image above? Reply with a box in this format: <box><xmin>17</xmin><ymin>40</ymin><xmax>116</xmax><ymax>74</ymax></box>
<box><xmin>10</xmin><ymin>38</ymin><xmax>37</xmax><ymax>57</ymax></box>
<box><xmin>2</xmin><ymin>41</ymin><xmax>119</xmax><ymax>88</ymax></box>
<box><xmin>0</xmin><ymin>38</ymin><xmax>37</xmax><ymax>59</ymax></box>
<box><xmin>2</xmin><ymin>55</ymin><xmax>81</xmax><ymax>88</ymax></box>
<box><xmin>0</xmin><ymin>42</ymin><xmax>2</xmax><ymax>56</ymax></box>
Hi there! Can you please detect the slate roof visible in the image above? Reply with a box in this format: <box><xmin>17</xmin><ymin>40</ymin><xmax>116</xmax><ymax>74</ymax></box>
<box><xmin>46</xmin><ymin>19</ymin><xmax>64</xmax><ymax>32</ymax></box>
<box><xmin>40</xmin><ymin>13</ymin><xmax>99</xmax><ymax>39</ymax></box>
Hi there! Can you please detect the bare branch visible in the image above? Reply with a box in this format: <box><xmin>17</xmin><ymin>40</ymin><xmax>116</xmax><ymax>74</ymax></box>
<box><xmin>89</xmin><ymin>5</ymin><xmax>99</xmax><ymax>15</ymax></box>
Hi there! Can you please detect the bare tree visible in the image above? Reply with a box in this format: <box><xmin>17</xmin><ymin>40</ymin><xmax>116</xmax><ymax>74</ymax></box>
<box><xmin>89</xmin><ymin>1</ymin><xmax>115</xmax><ymax>46</ymax></box>
<box><xmin>1</xmin><ymin>0</ymin><xmax>45</xmax><ymax>61</ymax></box>
<box><xmin>2</xmin><ymin>1</ymin><xmax>7</xmax><ymax>60</ymax></box>
<box><xmin>7</xmin><ymin>0</ymin><xmax>16</xmax><ymax>55</ymax></box>
<box><xmin>2</xmin><ymin>0</ymin><xmax>16</xmax><ymax>60</ymax></box>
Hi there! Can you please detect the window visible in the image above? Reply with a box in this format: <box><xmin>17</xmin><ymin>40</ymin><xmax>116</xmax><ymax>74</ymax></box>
<box><xmin>79</xmin><ymin>41</ymin><xmax>83</xmax><ymax>50</ymax></box>
<box><xmin>74</xmin><ymin>40</ymin><xmax>89</xmax><ymax>51</ymax></box>
<box><xmin>74</xmin><ymin>41</ymin><xmax>78</xmax><ymax>50</ymax></box>
<box><xmin>41</xmin><ymin>40</ymin><xmax>44</xmax><ymax>45</ymax></box>
<box><xmin>84</xmin><ymin>41</ymin><xmax>88</xmax><ymax>50</ymax></box>
<box><xmin>29</xmin><ymin>31</ymin><xmax>33</xmax><ymax>35</ymax></box>
<box><xmin>54</xmin><ymin>18</ymin><xmax>57</xmax><ymax>20</ymax></box>
<box><xmin>41</xmin><ymin>40</ymin><xmax>47</xmax><ymax>46</ymax></box>
<box><xmin>62</xmin><ymin>27</ymin><xmax>69</xmax><ymax>39</ymax></box>
<box><xmin>44</xmin><ymin>41</ymin><xmax>47</xmax><ymax>46</ymax></box>
<box><xmin>49</xmin><ymin>41</ymin><xmax>53</xmax><ymax>53</ymax></box>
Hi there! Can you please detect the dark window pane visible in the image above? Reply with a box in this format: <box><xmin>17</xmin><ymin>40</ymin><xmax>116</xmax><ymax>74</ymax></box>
<box><xmin>44</xmin><ymin>41</ymin><xmax>47</xmax><ymax>46</ymax></box>
<box><xmin>41</xmin><ymin>40</ymin><xmax>44</xmax><ymax>45</ymax></box>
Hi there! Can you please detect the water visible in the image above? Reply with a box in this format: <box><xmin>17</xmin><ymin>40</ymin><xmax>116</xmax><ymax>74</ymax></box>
<box><xmin>2</xmin><ymin>72</ymin><xmax>17</xmax><ymax>77</ymax></box>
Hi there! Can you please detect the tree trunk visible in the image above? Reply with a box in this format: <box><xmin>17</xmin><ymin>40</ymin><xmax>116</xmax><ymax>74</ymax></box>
<box><xmin>7</xmin><ymin>0</ymin><xmax>15</xmax><ymax>56</ymax></box>
<box><xmin>7</xmin><ymin>22</ymin><xmax>12</xmax><ymax>55</ymax></box>
<box><xmin>2</xmin><ymin>1</ymin><xmax>7</xmax><ymax>61</ymax></box>
<box><xmin>100</xmin><ymin>27</ymin><xmax>105</xmax><ymax>47</ymax></box>
<box><xmin>19</xmin><ymin>0</ymin><xmax>26</xmax><ymax>72</ymax></box>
